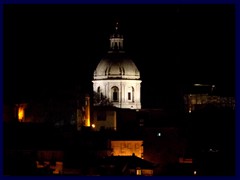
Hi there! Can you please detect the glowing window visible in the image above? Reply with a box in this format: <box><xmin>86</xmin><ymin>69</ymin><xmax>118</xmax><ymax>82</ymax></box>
<box><xmin>18</xmin><ymin>107</ymin><xmax>24</xmax><ymax>121</ymax></box>
<box><xmin>136</xmin><ymin>169</ymin><xmax>141</xmax><ymax>175</ymax></box>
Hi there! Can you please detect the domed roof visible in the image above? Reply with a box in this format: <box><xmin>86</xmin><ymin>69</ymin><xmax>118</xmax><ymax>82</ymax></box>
<box><xmin>94</xmin><ymin>52</ymin><xmax>140</xmax><ymax>80</ymax></box>
<box><xmin>93</xmin><ymin>22</ymin><xmax>140</xmax><ymax>80</ymax></box>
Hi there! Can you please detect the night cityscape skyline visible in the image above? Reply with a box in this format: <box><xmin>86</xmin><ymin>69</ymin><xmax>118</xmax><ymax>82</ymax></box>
<box><xmin>3</xmin><ymin>4</ymin><xmax>236</xmax><ymax>176</ymax></box>
<box><xmin>4</xmin><ymin>4</ymin><xmax>235</xmax><ymax>108</ymax></box>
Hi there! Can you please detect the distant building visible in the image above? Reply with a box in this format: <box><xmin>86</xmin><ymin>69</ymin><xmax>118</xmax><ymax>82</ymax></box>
<box><xmin>92</xmin><ymin>22</ymin><xmax>141</xmax><ymax>109</ymax></box>
<box><xmin>184</xmin><ymin>84</ymin><xmax>235</xmax><ymax>113</ymax></box>
<box><xmin>110</xmin><ymin>140</ymin><xmax>144</xmax><ymax>159</ymax></box>
<box><xmin>91</xmin><ymin>107</ymin><xmax>141</xmax><ymax>132</ymax></box>
<box><xmin>92</xmin><ymin>106</ymin><xmax>117</xmax><ymax>131</ymax></box>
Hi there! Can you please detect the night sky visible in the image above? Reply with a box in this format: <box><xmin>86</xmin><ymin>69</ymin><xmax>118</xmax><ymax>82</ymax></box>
<box><xmin>4</xmin><ymin>4</ymin><xmax>235</xmax><ymax>108</ymax></box>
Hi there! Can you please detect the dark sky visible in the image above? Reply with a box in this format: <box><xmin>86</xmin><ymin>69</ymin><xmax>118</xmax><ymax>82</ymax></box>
<box><xmin>4</xmin><ymin>4</ymin><xmax>235</xmax><ymax>108</ymax></box>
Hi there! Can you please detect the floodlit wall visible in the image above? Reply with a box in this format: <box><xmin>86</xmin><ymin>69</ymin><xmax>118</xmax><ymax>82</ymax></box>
<box><xmin>110</xmin><ymin>140</ymin><xmax>143</xmax><ymax>158</ymax></box>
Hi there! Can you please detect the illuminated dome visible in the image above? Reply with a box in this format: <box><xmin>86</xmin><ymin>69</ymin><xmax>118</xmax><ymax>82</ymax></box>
<box><xmin>94</xmin><ymin>53</ymin><xmax>140</xmax><ymax>80</ymax></box>
<box><xmin>92</xmin><ymin>22</ymin><xmax>141</xmax><ymax>109</ymax></box>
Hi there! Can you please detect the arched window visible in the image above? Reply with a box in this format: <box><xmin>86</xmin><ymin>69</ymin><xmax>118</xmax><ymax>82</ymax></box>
<box><xmin>111</xmin><ymin>86</ymin><xmax>119</xmax><ymax>102</ymax></box>
<box><xmin>127</xmin><ymin>87</ymin><xmax>134</xmax><ymax>102</ymax></box>
<box><xmin>97</xmin><ymin>86</ymin><xmax>103</xmax><ymax>100</ymax></box>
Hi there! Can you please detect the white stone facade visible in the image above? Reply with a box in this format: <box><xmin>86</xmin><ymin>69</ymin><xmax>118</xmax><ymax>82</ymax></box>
<box><xmin>92</xmin><ymin>79</ymin><xmax>141</xmax><ymax>109</ymax></box>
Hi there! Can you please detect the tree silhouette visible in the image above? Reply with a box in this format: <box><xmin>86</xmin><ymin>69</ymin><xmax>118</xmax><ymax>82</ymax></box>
<box><xmin>93</xmin><ymin>91</ymin><xmax>113</xmax><ymax>107</ymax></box>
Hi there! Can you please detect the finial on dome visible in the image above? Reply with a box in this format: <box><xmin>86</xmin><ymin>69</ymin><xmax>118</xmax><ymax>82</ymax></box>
<box><xmin>109</xmin><ymin>21</ymin><xmax>124</xmax><ymax>51</ymax></box>
<box><xmin>115</xmin><ymin>21</ymin><xmax>119</xmax><ymax>31</ymax></box>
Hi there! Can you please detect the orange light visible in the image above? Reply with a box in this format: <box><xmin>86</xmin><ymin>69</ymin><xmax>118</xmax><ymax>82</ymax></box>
<box><xmin>18</xmin><ymin>107</ymin><xmax>24</xmax><ymax>121</ymax></box>
<box><xmin>92</xmin><ymin>124</ymin><xmax>95</xmax><ymax>128</ymax></box>
<box><xmin>84</xmin><ymin>95</ymin><xmax>90</xmax><ymax>127</ymax></box>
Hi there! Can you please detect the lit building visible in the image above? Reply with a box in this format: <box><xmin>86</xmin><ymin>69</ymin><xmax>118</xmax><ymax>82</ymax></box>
<box><xmin>110</xmin><ymin>140</ymin><xmax>144</xmax><ymax>159</ymax></box>
<box><xmin>184</xmin><ymin>84</ymin><xmax>235</xmax><ymax>113</ymax></box>
<box><xmin>92</xmin><ymin>22</ymin><xmax>141</xmax><ymax>109</ymax></box>
<box><xmin>92</xmin><ymin>106</ymin><xmax>117</xmax><ymax>131</ymax></box>
<box><xmin>91</xmin><ymin>107</ymin><xmax>139</xmax><ymax>132</ymax></box>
